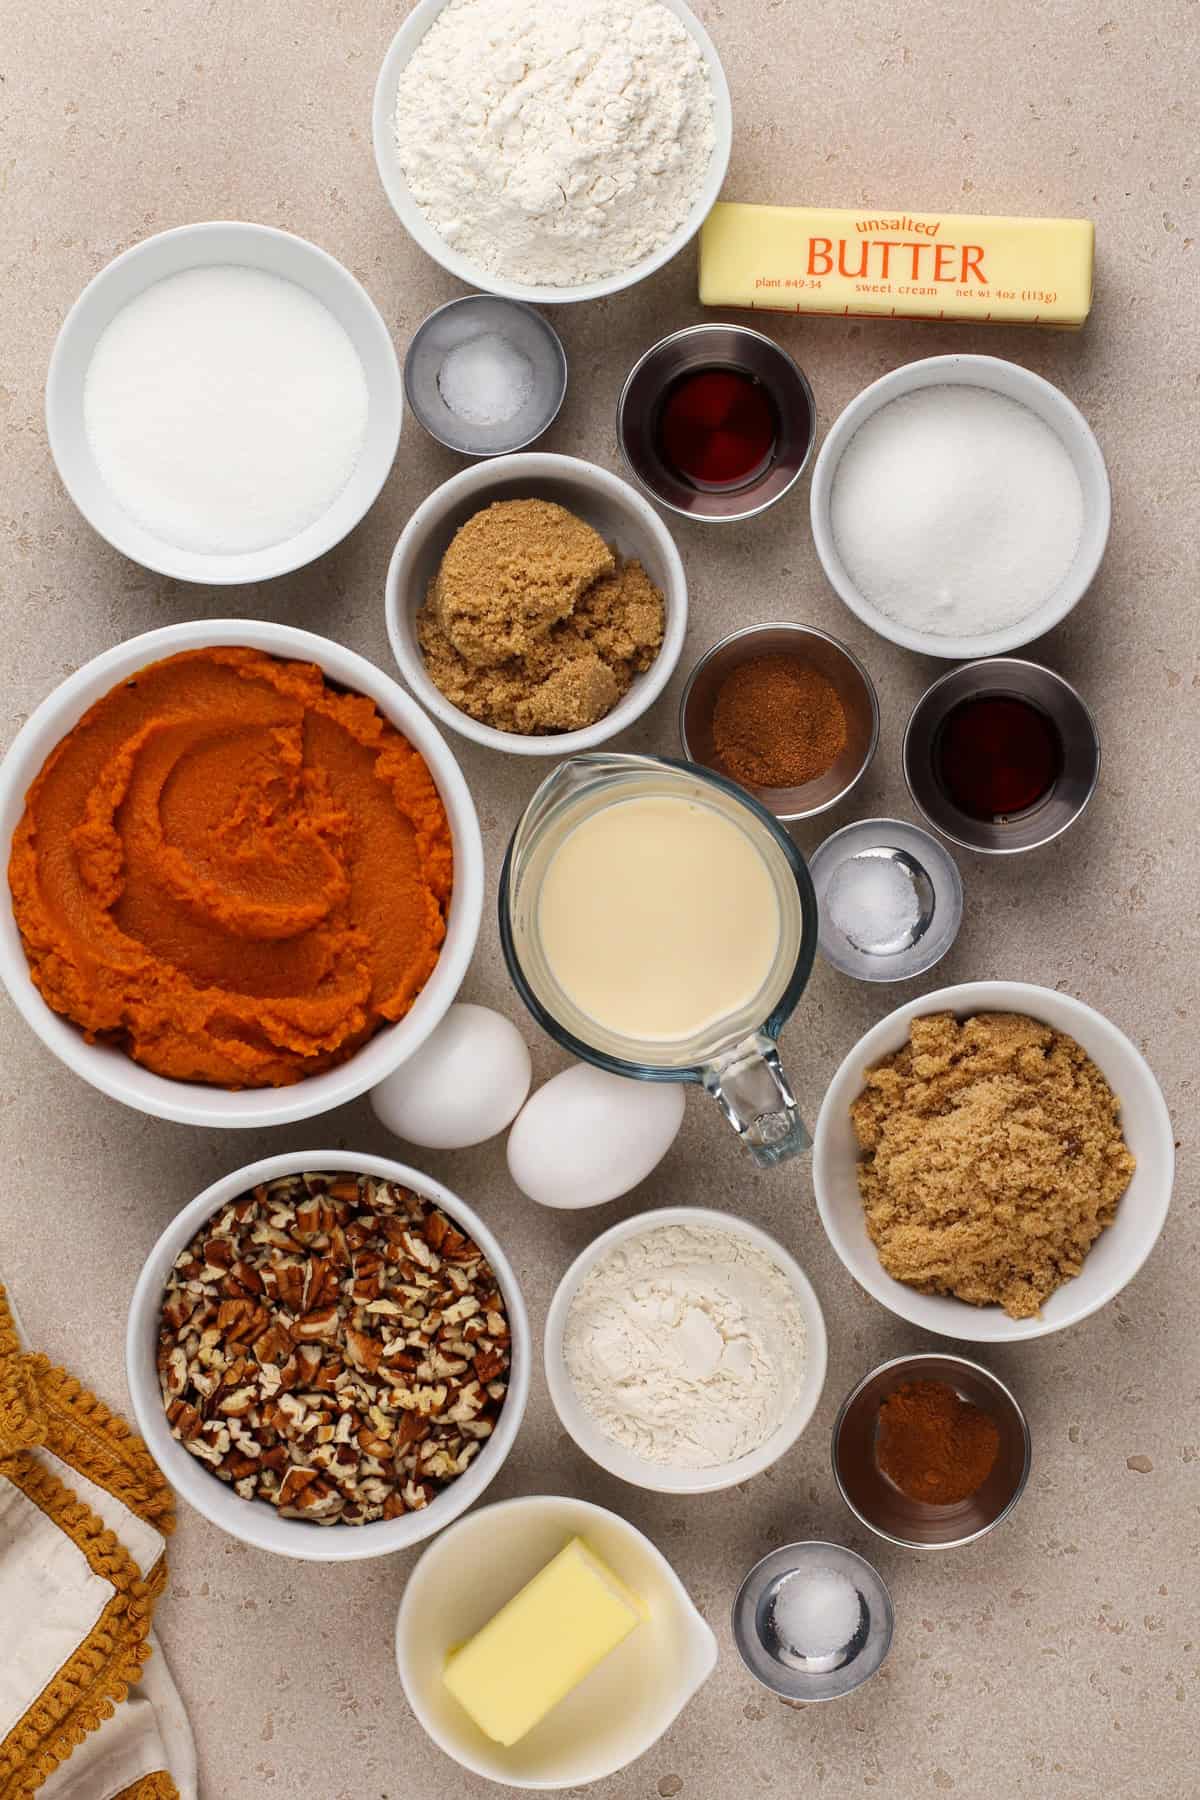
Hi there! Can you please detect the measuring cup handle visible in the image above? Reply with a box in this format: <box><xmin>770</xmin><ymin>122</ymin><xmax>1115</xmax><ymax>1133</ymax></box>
<box><xmin>701</xmin><ymin>1032</ymin><xmax>810</xmax><ymax>1166</ymax></box>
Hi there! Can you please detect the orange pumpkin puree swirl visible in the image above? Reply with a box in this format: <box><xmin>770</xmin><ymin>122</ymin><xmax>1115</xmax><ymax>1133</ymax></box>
<box><xmin>8</xmin><ymin>647</ymin><xmax>453</xmax><ymax>1088</ymax></box>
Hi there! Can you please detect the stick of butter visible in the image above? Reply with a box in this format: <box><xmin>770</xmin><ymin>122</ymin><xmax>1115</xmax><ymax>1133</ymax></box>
<box><xmin>443</xmin><ymin>1536</ymin><xmax>647</xmax><ymax>1747</ymax></box>
<box><xmin>699</xmin><ymin>202</ymin><xmax>1094</xmax><ymax>329</ymax></box>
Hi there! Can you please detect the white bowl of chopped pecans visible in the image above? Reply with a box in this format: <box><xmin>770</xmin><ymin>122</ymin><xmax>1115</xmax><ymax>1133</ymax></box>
<box><xmin>126</xmin><ymin>1151</ymin><xmax>530</xmax><ymax>1560</ymax></box>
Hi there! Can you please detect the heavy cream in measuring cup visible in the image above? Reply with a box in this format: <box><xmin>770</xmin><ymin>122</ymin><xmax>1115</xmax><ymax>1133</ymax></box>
<box><xmin>537</xmin><ymin>794</ymin><xmax>780</xmax><ymax>1043</ymax></box>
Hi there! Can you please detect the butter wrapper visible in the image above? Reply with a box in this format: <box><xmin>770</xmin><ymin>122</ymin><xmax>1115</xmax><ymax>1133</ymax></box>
<box><xmin>699</xmin><ymin>203</ymin><xmax>1094</xmax><ymax>329</ymax></box>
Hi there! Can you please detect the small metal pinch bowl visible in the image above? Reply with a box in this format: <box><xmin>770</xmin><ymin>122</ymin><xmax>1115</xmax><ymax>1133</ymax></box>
<box><xmin>732</xmin><ymin>1541</ymin><xmax>894</xmax><ymax>1703</ymax></box>
<box><xmin>617</xmin><ymin>323</ymin><xmax>815</xmax><ymax>522</ymax></box>
<box><xmin>832</xmin><ymin>1353</ymin><xmax>1032</xmax><ymax>1550</ymax></box>
<box><xmin>904</xmin><ymin>657</ymin><xmax>1100</xmax><ymax>854</ymax></box>
<box><xmin>809</xmin><ymin>817</ymin><xmax>964</xmax><ymax>982</ymax></box>
<box><xmin>404</xmin><ymin>295</ymin><xmax>567</xmax><ymax>457</ymax></box>
<box><xmin>679</xmin><ymin>623</ymin><xmax>879</xmax><ymax>821</ymax></box>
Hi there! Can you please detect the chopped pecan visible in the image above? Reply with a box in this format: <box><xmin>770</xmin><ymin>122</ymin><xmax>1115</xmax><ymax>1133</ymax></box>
<box><xmin>157</xmin><ymin>1171</ymin><xmax>511</xmax><ymax>1528</ymax></box>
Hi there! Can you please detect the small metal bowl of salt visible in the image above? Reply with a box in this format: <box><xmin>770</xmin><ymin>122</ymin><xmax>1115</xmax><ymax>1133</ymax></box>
<box><xmin>733</xmin><ymin>1541</ymin><xmax>894</xmax><ymax>1702</ymax></box>
<box><xmin>809</xmin><ymin>817</ymin><xmax>963</xmax><ymax>983</ymax></box>
<box><xmin>403</xmin><ymin>295</ymin><xmax>567</xmax><ymax>457</ymax></box>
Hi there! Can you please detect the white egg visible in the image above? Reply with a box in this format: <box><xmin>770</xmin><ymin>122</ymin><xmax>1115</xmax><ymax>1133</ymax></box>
<box><xmin>369</xmin><ymin>1004</ymin><xmax>532</xmax><ymax>1150</ymax></box>
<box><xmin>507</xmin><ymin>1062</ymin><xmax>686</xmax><ymax>1208</ymax></box>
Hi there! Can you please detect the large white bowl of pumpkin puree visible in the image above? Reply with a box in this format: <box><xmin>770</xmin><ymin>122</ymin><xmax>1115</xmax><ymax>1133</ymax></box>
<box><xmin>0</xmin><ymin>619</ymin><xmax>483</xmax><ymax>1128</ymax></box>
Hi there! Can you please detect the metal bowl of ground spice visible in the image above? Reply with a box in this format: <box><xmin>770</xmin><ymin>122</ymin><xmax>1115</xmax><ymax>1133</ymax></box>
<box><xmin>679</xmin><ymin>623</ymin><xmax>878</xmax><ymax>820</ymax></box>
<box><xmin>831</xmin><ymin>1353</ymin><xmax>1031</xmax><ymax>1550</ymax></box>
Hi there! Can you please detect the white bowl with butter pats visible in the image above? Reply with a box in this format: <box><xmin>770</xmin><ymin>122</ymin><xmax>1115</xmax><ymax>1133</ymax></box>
<box><xmin>544</xmin><ymin>1206</ymin><xmax>828</xmax><ymax>1494</ymax></box>
<box><xmin>395</xmin><ymin>1494</ymin><xmax>716</xmax><ymax>1789</ymax></box>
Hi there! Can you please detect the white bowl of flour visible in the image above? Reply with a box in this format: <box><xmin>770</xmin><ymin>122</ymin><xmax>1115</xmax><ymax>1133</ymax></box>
<box><xmin>372</xmin><ymin>0</ymin><xmax>733</xmax><ymax>302</ymax></box>
<box><xmin>545</xmin><ymin>1207</ymin><xmax>827</xmax><ymax>1494</ymax></box>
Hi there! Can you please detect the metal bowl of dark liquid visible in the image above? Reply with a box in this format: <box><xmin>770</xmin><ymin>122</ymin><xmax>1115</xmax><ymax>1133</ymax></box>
<box><xmin>903</xmin><ymin>657</ymin><xmax>1100</xmax><ymax>854</ymax></box>
<box><xmin>616</xmin><ymin>323</ymin><xmax>816</xmax><ymax>522</ymax></box>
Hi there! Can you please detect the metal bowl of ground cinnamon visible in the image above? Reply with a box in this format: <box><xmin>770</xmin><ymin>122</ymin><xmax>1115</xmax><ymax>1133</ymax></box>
<box><xmin>679</xmin><ymin>622</ymin><xmax>878</xmax><ymax>820</ymax></box>
<box><xmin>832</xmin><ymin>1352</ymin><xmax>1031</xmax><ymax>1550</ymax></box>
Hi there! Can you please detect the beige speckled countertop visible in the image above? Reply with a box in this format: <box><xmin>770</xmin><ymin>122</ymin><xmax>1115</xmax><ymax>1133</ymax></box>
<box><xmin>2</xmin><ymin>1</ymin><xmax>1197</xmax><ymax>1795</ymax></box>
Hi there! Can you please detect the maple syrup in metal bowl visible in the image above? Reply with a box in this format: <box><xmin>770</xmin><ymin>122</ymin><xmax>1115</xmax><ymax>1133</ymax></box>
<box><xmin>935</xmin><ymin>694</ymin><xmax>1064</xmax><ymax>822</ymax></box>
<box><xmin>903</xmin><ymin>658</ymin><xmax>1100</xmax><ymax>855</ymax></box>
<box><xmin>617</xmin><ymin>323</ymin><xmax>815</xmax><ymax>522</ymax></box>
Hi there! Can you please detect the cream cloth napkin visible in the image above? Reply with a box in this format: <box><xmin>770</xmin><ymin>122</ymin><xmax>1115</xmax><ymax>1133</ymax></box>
<box><xmin>0</xmin><ymin>1282</ymin><xmax>196</xmax><ymax>1800</ymax></box>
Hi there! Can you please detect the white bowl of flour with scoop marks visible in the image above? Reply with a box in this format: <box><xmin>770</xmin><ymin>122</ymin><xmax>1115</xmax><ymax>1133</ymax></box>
<box><xmin>374</xmin><ymin>0</ymin><xmax>732</xmax><ymax>304</ymax></box>
<box><xmin>499</xmin><ymin>753</ymin><xmax>821</xmax><ymax>1166</ymax></box>
<box><xmin>545</xmin><ymin>1207</ymin><xmax>828</xmax><ymax>1494</ymax></box>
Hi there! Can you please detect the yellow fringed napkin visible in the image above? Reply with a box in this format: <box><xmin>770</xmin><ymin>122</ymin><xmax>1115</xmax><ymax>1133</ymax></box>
<box><xmin>0</xmin><ymin>1284</ymin><xmax>195</xmax><ymax>1800</ymax></box>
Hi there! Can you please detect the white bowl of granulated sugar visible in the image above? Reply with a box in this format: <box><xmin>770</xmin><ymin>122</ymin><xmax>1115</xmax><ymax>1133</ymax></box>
<box><xmin>809</xmin><ymin>354</ymin><xmax>1111</xmax><ymax>659</ymax></box>
<box><xmin>372</xmin><ymin>0</ymin><xmax>733</xmax><ymax>304</ymax></box>
<box><xmin>544</xmin><ymin>1207</ymin><xmax>828</xmax><ymax>1495</ymax></box>
<box><xmin>46</xmin><ymin>221</ymin><xmax>402</xmax><ymax>584</ymax></box>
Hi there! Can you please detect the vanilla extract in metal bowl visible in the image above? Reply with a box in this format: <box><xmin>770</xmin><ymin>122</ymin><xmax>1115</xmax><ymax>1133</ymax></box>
<box><xmin>617</xmin><ymin>324</ymin><xmax>816</xmax><ymax>522</ymax></box>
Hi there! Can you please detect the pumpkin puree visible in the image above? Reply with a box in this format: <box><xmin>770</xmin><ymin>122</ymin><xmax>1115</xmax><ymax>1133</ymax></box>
<box><xmin>8</xmin><ymin>647</ymin><xmax>453</xmax><ymax>1088</ymax></box>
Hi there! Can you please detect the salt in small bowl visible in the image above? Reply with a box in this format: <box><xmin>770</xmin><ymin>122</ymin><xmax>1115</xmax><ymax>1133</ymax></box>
<box><xmin>404</xmin><ymin>295</ymin><xmax>567</xmax><ymax>457</ymax></box>
<box><xmin>732</xmin><ymin>1541</ymin><xmax>894</xmax><ymax>1702</ymax></box>
<box><xmin>809</xmin><ymin>817</ymin><xmax>963</xmax><ymax>982</ymax></box>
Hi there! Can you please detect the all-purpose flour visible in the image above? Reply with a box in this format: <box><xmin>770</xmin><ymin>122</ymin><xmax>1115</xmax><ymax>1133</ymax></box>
<box><xmin>393</xmin><ymin>0</ymin><xmax>716</xmax><ymax>288</ymax></box>
<box><xmin>562</xmin><ymin>1224</ymin><xmax>808</xmax><ymax>1468</ymax></box>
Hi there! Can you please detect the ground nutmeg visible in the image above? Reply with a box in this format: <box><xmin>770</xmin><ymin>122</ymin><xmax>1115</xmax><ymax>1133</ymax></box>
<box><xmin>711</xmin><ymin>652</ymin><xmax>847</xmax><ymax>789</ymax></box>
<box><xmin>875</xmin><ymin>1378</ymin><xmax>1001</xmax><ymax>1506</ymax></box>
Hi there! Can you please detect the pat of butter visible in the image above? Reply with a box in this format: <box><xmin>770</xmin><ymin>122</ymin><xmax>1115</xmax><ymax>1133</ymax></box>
<box><xmin>443</xmin><ymin>1536</ymin><xmax>646</xmax><ymax>1747</ymax></box>
<box><xmin>699</xmin><ymin>203</ymin><xmax>1094</xmax><ymax>329</ymax></box>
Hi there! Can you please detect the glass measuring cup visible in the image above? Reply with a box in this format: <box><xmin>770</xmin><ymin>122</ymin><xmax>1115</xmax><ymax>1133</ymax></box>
<box><xmin>499</xmin><ymin>754</ymin><xmax>819</xmax><ymax>1166</ymax></box>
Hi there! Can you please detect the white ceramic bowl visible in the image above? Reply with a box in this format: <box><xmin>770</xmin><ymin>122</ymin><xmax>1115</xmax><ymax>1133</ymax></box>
<box><xmin>395</xmin><ymin>1494</ymin><xmax>716</xmax><ymax>1788</ymax></box>
<box><xmin>385</xmin><ymin>453</ymin><xmax>689</xmax><ymax>756</ymax></box>
<box><xmin>372</xmin><ymin>0</ymin><xmax>732</xmax><ymax>304</ymax></box>
<box><xmin>126</xmin><ymin>1151</ymin><xmax>530</xmax><ymax>1562</ymax></box>
<box><xmin>0</xmin><ymin>620</ymin><xmax>483</xmax><ymax>1128</ymax></box>
<box><xmin>813</xmin><ymin>981</ymin><xmax>1174</xmax><ymax>1343</ymax></box>
<box><xmin>544</xmin><ymin>1206</ymin><xmax>827</xmax><ymax>1493</ymax></box>
<box><xmin>809</xmin><ymin>355</ymin><xmax>1111</xmax><ymax>659</ymax></box>
<box><xmin>46</xmin><ymin>221</ymin><xmax>403</xmax><ymax>584</ymax></box>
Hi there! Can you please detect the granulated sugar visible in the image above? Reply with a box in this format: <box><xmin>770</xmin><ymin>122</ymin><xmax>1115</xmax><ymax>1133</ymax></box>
<box><xmin>830</xmin><ymin>384</ymin><xmax>1085</xmax><ymax>637</ymax></box>
<box><xmin>83</xmin><ymin>265</ymin><xmax>369</xmax><ymax>555</ymax></box>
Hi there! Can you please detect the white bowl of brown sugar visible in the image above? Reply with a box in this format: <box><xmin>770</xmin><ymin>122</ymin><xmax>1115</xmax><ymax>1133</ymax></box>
<box><xmin>813</xmin><ymin>982</ymin><xmax>1174</xmax><ymax>1343</ymax></box>
<box><xmin>385</xmin><ymin>453</ymin><xmax>688</xmax><ymax>756</ymax></box>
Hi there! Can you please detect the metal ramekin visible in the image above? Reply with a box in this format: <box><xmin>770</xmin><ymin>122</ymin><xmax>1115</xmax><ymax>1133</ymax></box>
<box><xmin>678</xmin><ymin>622</ymin><xmax>878</xmax><ymax>821</ymax></box>
<box><xmin>832</xmin><ymin>1352</ymin><xmax>1032</xmax><ymax>1550</ymax></box>
<box><xmin>903</xmin><ymin>657</ymin><xmax>1101</xmax><ymax>854</ymax></box>
<box><xmin>616</xmin><ymin>324</ymin><xmax>816</xmax><ymax>522</ymax></box>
